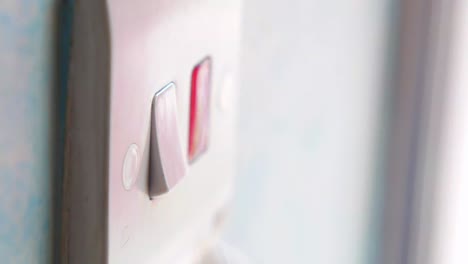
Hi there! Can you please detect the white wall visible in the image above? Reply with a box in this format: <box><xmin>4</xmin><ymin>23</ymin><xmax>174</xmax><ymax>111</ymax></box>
<box><xmin>430</xmin><ymin>2</ymin><xmax>468</xmax><ymax>263</ymax></box>
<box><xmin>225</xmin><ymin>0</ymin><xmax>394</xmax><ymax>263</ymax></box>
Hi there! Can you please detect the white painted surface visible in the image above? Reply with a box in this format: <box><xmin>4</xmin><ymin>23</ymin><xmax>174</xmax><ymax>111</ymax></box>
<box><xmin>225</xmin><ymin>0</ymin><xmax>393</xmax><ymax>263</ymax></box>
<box><xmin>106</xmin><ymin>0</ymin><xmax>241</xmax><ymax>263</ymax></box>
<box><xmin>430</xmin><ymin>2</ymin><xmax>468</xmax><ymax>263</ymax></box>
<box><xmin>64</xmin><ymin>1</ymin><xmax>241</xmax><ymax>263</ymax></box>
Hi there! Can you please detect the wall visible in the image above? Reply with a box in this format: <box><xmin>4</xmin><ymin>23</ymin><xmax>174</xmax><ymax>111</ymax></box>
<box><xmin>225</xmin><ymin>0</ymin><xmax>394</xmax><ymax>263</ymax></box>
<box><xmin>430</xmin><ymin>1</ymin><xmax>468</xmax><ymax>263</ymax></box>
<box><xmin>0</xmin><ymin>1</ymin><xmax>63</xmax><ymax>263</ymax></box>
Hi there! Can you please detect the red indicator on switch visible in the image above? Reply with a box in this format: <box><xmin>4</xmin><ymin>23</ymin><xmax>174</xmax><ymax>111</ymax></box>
<box><xmin>188</xmin><ymin>57</ymin><xmax>212</xmax><ymax>162</ymax></box>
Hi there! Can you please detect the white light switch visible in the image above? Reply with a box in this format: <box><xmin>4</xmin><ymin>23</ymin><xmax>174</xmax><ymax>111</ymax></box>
<box><xmin>149</xmin><ymin>82</ymin><xmax>187</xmax><ymax>197</ymax></box>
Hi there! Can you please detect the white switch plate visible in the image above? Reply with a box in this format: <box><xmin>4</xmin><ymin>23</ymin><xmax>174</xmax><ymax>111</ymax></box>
<box><xmin>62</xmin><ymin>1</ymin><xmax>241</xmax><ymax>263</ymax></box>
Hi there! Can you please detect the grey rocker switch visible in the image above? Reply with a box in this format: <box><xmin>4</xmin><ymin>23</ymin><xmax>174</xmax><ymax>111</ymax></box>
<box><xmin>149</xmin><ymin>82</ymin><xmax>187</xmax><ymax>198</ymax></box>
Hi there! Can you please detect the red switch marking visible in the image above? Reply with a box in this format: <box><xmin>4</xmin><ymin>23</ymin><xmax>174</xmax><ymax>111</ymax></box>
<box><xmin>188</xmin><ymin>57</ymin><xmax>212</xmax><ymax>162</ymax></box>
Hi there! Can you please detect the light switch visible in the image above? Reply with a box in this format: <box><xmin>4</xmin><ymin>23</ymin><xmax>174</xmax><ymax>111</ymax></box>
<box><xmin>149</xmin><ymin>82</ymin><xmax>187</xmax><ymax>198</ymax></box>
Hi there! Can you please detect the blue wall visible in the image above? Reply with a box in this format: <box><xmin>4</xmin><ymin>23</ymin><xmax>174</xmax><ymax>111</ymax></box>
<box><xmin>0</xmin><ymin>1</ymin><xmax>68</xmax><ymax>263</ymax></box>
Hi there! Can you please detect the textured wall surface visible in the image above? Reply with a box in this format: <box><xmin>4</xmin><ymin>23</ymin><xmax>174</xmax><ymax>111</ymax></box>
<box><xmin>225</xmin><ymin>0</ymin><xmax>394</xmax><ymax>263</ymax></box>
<box><xmin>0</xmin><ymin>1</ymin><xmax>59</xmax><ymax>263</ymax></box>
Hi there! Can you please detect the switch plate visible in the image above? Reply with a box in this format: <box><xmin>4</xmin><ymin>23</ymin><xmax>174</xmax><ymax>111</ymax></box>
<box><xmin>62</xmin><ymin>0</ymin><xmax>241</xmax><ymax>263</ymax></box>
